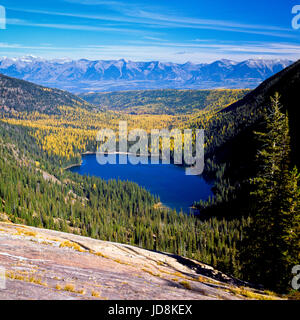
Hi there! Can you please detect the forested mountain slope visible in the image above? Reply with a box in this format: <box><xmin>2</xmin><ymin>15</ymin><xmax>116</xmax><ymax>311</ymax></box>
<box><xmin>195</xmin><ymin>59</ymin><xmax>300</xmax><ymax>217</ymax></box>
<box><xmin>224</xmin><ymin>59</ymin><xmax>300</xmax><ymax>166</ymax></box>
<box><xmin>0</xmin><ymin>119</ymin><xmax>249</xmax><ymax>277</ymax></box>
<box><xmin>0</xmin><ymin>61</ymin><xmax>299</xmax><ymax>292</ymax></box>
<box><xmin>79</xmin><ymin>89</ymin><xmax>250</xmax><ymax>115</ymax></box>
<box><xmin>0</xmin><ymin>73</ymin><xmax>93</xmax><ymax>114</ymax></box>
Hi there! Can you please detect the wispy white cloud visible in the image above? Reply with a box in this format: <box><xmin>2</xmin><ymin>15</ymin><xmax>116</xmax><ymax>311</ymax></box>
<box><xmin>124</xmin><ymin>39</ymin><xmax>300</xmax><ymax>54</ymax></box>
<box><xmin>135</xmin><ymin>11</ymin><xmax>291</xmax><ymax>32</ymax></box>
<box><xmin>62</xmin><ymin>0</ymin><xmax>295</xmax><ymax>37</ymax></box>
<box><xmin>6</xmin><ymin>18</ymin><xmax>150</xmax><ymax>34</ymax></box>
<box><xmin>63</xmin><ymin>0</ymin><xmax>123</xmax><ymax>5</ymax></box>
<box><xmin>0</xmin><ymin>42</ymin><xmax>23</xmax><ymax>49</ymax></box>
<box><xmin>1</xmin><ymin>41</ymin><xmax>299</xmax><ymax>63</ymax></box>
<box><xmin>7</xmin><ymin>5</ymin><xmax>296</xmax><ymax>39</ymax></box>
<box><xmin>128</xmin><ymin>11</ymin><xmax>296</xmax><ymax>39</ymax></box>
<box><xmin>143</xmin><ymin>36</ymin><xmax>168</xmax><ymax>42</ymax></box>
<box><xmin>0</xmin><ymin>42</ymin><xmax>74</xmax><ymax>50</ymax></box>
<box><xmin>65</xmin><ymin>43</ymin><xmax>300</xmax><ymax>62</ymax></box>
<box><xmin>3</xmin><ymin>2</ymin><xmax>299</xmax><ymax>63</ymax></box>
<box><xmin>7</xmin><ymin>7</ymin><xmax>143</xmax><ymax>25</ymax></box>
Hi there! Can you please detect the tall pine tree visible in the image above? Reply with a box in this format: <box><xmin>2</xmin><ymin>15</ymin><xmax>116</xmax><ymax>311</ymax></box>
<box><xmin>239</xmin><ymin>93</ymin><xmax>300</xmax><ymax>293</ymax></box>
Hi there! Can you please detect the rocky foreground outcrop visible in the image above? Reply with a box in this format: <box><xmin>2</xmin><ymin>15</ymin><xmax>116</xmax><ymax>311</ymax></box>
<box><xmin>0</xmin><ymin>222</ymin><xmax>279</xmax><ymax>300</ymax></box>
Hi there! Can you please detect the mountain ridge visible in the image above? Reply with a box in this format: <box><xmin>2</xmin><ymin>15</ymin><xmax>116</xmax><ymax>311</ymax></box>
<box><xmin>0</xmin><ymin>56</ymin><xmax>293</xmax><ymax>93</ymax></box>
<box><xmin>195</xmin><ymin>59</ymin><xmax>300</xmax><ymax>218</ymax></box>
<box><xmin>0</xmin><ymin>72</ymin><xmax>94</xmax><ymax>114</ymax></box>
<box><xmin>223</xmin><ymin>59</ymin><xmax>300</xmax><ymax>166</ymax></box>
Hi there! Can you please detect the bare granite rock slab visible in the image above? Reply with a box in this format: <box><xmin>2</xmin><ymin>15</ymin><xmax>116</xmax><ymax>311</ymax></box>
<box><xmin>0</xmin><ymin>222</ymin><xmax>279</xmax><ymax>300</ymax></box>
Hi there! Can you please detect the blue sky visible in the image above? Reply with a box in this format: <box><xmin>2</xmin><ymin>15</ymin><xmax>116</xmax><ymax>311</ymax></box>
<box><xmin>0</xmin><ymin>0</ymin><xmax>299</xmax><ymax>62</ymax></box>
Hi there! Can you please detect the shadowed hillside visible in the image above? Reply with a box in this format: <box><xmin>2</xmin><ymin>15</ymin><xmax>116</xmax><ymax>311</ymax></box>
<box><xmin>224</xmin><ymin>59</ymin><xmax>300</xmax><ymax>166</ymax></box>
<box><xmin>0</xmin><ymin>73</ymin><xmax>94</xmax><ymax>114</ymax></box>
<box><xmin>194</xmin><ymin>59</ymin><xmax>300</xmax><ymax>218</ymax></box>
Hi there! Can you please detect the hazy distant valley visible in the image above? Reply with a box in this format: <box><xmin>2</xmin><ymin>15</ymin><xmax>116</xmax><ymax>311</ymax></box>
<box><xmin>0</xmin><ymin>56</ymin><xmax>293</xmax><ymax>93</ymax></box>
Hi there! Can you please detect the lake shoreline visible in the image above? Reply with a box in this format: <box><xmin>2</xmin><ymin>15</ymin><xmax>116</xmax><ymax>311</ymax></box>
<box><xmin>67</xmin><ymin>153</ymin><xmax>212</xmax><ymax>214</ymax></box>
<box><xmin>63</xmin><ymin>151</ymin><xmax>140</xmax><ymax>170</ymax></box>
<box><xmin>64</xmin><ymin>151</ymin><xmax>170</xmax><ymax>170</ymax></box>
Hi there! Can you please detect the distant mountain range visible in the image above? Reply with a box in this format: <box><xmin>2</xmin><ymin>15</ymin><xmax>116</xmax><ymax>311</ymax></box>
<box><xmin>0</xmin><ymin>56</ymin><xmax>293</xmax><ymax>93</ymax></box>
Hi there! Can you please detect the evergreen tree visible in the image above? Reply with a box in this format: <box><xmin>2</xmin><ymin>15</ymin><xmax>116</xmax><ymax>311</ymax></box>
<box><xmin>239</xmin><ymin>93</ymin><xmax>300</xmax><ymax>292</ymax></box>
<box><xmin>279</xmin><ymin>166</ymin><xmax>300</xmax><ymax>290</ymax></box>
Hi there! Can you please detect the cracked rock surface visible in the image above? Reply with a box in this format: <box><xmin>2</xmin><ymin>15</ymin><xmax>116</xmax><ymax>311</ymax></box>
<box><xmin>0</xmin><ymin>222</ymin><xmax>273</xmax><ymax>300</ymax></box>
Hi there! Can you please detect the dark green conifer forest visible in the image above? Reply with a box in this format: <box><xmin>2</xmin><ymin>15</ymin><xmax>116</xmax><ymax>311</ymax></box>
<box><xmin>0</xmin><ymin>60</ymin><xmax>299</xmax><ymax>294</ymax></box>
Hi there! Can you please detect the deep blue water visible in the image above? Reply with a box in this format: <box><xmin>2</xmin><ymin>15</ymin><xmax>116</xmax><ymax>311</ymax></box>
<box><xmin>69</xmin><ymin>154</ymin><xmax>212</xmax><ymax>214</ymax></box>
